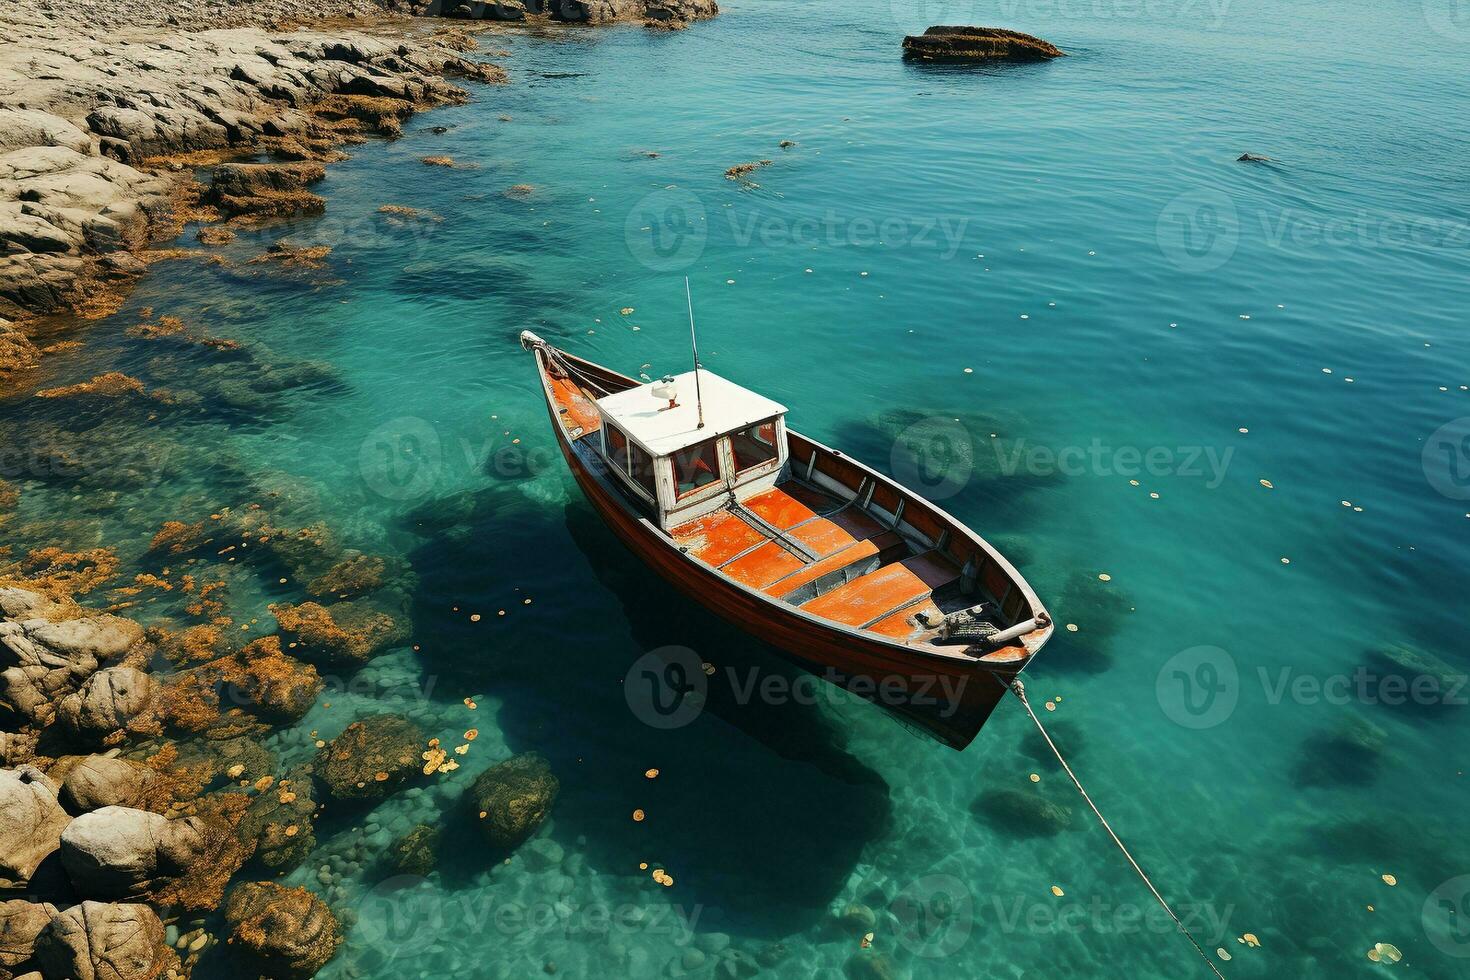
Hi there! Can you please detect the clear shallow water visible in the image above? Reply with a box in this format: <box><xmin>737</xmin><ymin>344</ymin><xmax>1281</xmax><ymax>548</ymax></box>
<box><xmin>6</xmin><ymin>1</ymin><xmax>1470</xmax><ymax>977</ymax></box>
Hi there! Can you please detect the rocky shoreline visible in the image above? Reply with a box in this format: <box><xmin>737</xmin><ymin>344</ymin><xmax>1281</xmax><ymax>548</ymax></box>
<box><xmin>0</xmin><ymin>1</ymin><xmax>712</xmax><ymax>975</ymax></box>
<box><xmin>0</xmin><ymin>0</ymin><xmax>718</xmax><ymax>389</ymax></box>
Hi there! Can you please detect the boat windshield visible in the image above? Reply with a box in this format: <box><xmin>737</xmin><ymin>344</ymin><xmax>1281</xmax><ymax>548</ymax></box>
<box><xmin>730</xmin><ymin>418</ymin><xmax>779</xmax><ymax>473</ymax></box>
<box><xmin>629</xmin><ymin>442</ymin><xmax>657</xmax><ymax>498</ymax></box>
<box><xmin>672</xmin><ymin>437</ymin><xmax>722</xmax><ymax>497</ymax></box>
<box><xmin>605</xmin><ymin>423</ymin><xmax>631</xmax><ymax>471</ymax></box>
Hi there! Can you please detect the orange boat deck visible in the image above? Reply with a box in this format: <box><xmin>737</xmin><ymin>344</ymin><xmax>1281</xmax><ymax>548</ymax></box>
<box><xmin>671</xmin><ymin>485</ymin><xmax>959</xmax><ymax>647</ymax></box>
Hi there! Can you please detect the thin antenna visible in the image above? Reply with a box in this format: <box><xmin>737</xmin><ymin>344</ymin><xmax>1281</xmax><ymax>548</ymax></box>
<box><xmin>685</xmin><ymin>276</ymin><xmax>705</xmax><ymax>430</ymax></box>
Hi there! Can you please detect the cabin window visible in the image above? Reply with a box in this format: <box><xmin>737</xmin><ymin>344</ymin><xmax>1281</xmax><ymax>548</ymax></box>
<box><xmin>730</xmin><ymin>418</ymin><xmax>779</xmax><ymax>474</ymax></box>
<box><xmin>672</xmin><ymin>438</ymin><xmax>722</xmax><ymax>497</ymax></box>
<box><xmin>605</xmin><ymin>424</ymin><xmax>630</xmax><ymax>473</ymax></box>
<box><xmin>629</xmin><ymin>442</ymin><xmax>657</xmax><ymax>499</ymax></box>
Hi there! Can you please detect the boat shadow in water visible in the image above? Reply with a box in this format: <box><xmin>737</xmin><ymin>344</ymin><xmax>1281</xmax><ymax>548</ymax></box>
<box><xmin>397</xmin><ymin>485</ymin><xmax>894</xmax><ymax>938</ymax></box>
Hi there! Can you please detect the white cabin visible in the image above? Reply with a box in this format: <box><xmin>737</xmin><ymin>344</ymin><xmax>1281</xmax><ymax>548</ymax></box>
<box><xmin>593</xmin><ymin>369</ymin><xmax>788</xmax><ymax>529</ymax></box>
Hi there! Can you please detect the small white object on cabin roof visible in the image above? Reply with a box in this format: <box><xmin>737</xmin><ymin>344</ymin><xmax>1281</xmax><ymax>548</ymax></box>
<box><xmin>595</xmin><ymin>370</ymin><xmax>787</xmax><ymax>457</ymax></box>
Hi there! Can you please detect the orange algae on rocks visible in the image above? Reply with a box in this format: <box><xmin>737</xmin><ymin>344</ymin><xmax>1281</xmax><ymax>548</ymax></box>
<box><xmin>34</xmin><ymin>371</ymin><xmax>155</xmax><ymax>400</ymax></box>
<box><xmin>2</xmin><ymin>546</ymin><xmax>120</xmax><ymax>599</ymax></box>
<box><xmin>269</xmin><ymin>599</ymin><xmax>407</xmax><ymax>666</ymax></box>
<box><xmin>223</xmin><ymin>881</ymin><xmax>342</xmax><ymax>978</ymax></box>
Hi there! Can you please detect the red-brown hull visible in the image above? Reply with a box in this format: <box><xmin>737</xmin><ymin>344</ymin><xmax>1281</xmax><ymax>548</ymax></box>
<box><xmin>542</xmin><ymin>399</ymin><xmax>1007</xmax><ymax>749</ymax></box>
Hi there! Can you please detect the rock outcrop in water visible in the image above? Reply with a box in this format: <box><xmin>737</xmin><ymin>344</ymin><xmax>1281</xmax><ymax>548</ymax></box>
<box><xmin>32</xmin><ymin>901</ymin><xmax>177</xmax><ymax>980</ymax></box>
<box><xmin>901</xmin><ymin>26</ymin><xmax>1064</xmax><ymax>62</ymax></box>
<box><xmin>314</xmin><ymin>714</ymin><xmax>425</xmax><ymax>800</ymax></box>
<box><xmin>0</xmin><ymin>0</ymin><xmax>506</xmax><ymax>357</ymax></box>
<box><xmin>468</xmin><ymin>751</ymin><xmax>559</xmax><ymax>849</ymax></box>
<box><xmin>223</xmin><ymin>881</ymin><xmax>342</xmax><ymax>979</ymax></box>
<box><xmin>417</xmin><ymin>0</ymin><xmax>717</xmax><ymax>27</ymax></box>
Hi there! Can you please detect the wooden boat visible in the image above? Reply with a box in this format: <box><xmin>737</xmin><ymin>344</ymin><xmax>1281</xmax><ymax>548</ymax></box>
<box><xmin>521</xmin><ymin>330</ymin><xmax>1052</xmax><ymax>749</ymax></box>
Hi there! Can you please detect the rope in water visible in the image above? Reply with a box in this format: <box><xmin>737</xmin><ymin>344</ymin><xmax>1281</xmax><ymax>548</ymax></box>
<box><xmin>1004</xmin><ymin>678</ymin><xmax>1228</xmax><ymax>980</ymax></box>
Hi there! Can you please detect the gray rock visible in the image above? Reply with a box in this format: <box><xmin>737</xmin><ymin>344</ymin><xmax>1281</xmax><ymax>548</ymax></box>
<box><xmin>0</xmin><ymin>588</ymin><xmax>58</xmax><ymax>620</ymax></box>
<box><xmin>0</xmin><ymin>110</ymin><xmax>91</xmax><ymax>155</ymax></box>
<box><xmin>58</xmin><ymin>805</ymin><xmax>217</xmax><ymax>900</ymax></box>
<box><xmin>0</xmin><ymin>613</ymin><xmax>143</xmax><ymax>726</ymax></box>
<box><xmin>59</xmin><ymin>756</ymin><xmax>164</xmax><ymax>813</ymax></box>
<box><xmin>24</xmin><ymin>616</ymin><xmax>143</xmax><ymax>660</ymax></box>
<box><xmin>0</xmin><ymin>10</ymin><xmax>510</xmax><ymax>319</ymax></box>
<box><xmin>55</xmin><ymin>666</ymin><xmax>155</xmax><ymax>742</ymax></box>
<box><xmin>209</xmin><ymin>162</ymin><xmax>326</xmax><ymax>198</ymax></box>
<box><xmin>0</xmin><ymin>765</ymin><xmax>71</xmax><ymax>887</ymax></box>
<box><xmin>33</xmin><ymin>901</ymin><xmax>173</xmax><ymax>980</ymax></box>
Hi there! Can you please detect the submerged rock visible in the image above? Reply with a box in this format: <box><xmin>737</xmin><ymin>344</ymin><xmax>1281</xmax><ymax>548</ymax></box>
<box><xmin>223</xmin><ymin>881</ymin><xmax>341</xmax><ymax>979</ymax></box>
<box><xmin>306</xmin><ymin>554</ymin><xmax>386</xmax><ymax>598</ymax></box>
<box><xmin>844</xmin><ymin>951</ymin><xmax>901</xmax><ymax>980</ymax></box>
<box><xmin>237</xmin><ymin>769</ymin><xmax>317</xmax><ymax>872</ymax></box>
<box><xmin>161</xmin><ymin>635</ymin><xmax>321</xmax><ymax>732</ymax></box>
<box><xmin>32</xmin><ymin>901</ymin><xmax>176</xmax><ymax>980</ymax></box>
<box><xmin>1294</xmin><ymin>716</ymin><xmax>1388</xmax><ymax>788</ymax></box>
<box><xmin>0</xmin><ymin>765</ymin><xmax>71</xmax><ymax>887</ymax></box>
<box><xmin>314</xmin><ymin>714</ymin><xmax>425</xmax><ymax>800</ymax></box>
<box><xmin>468</xmin><ymin>751</ymin><xmax>559</xmax><ymax>850</ymax></box>
<box><xmin>270</xmin><ymin>599</ymin><xmax>408</xmax><ymax>667</ymax></box>
<box><xmin>971</xmin><ymin>787</ymin><xmax>1073</xmax><ymax>838</ymax></box>
<box><xmin>387</xmin><ymin>823</ymin><xmax>440</xmax><ymax>877</ymax></box>
<box><xmin>902</xmin><ymin>26</ymin><xmax>1064</xmax><ymax>62</ymax></box>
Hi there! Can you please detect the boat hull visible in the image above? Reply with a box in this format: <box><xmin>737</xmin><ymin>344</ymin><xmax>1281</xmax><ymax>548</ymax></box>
<box><xmin>540</xmin><ymin>392</ymin><xmax>1009</xmax><ymax>749</ymax></box>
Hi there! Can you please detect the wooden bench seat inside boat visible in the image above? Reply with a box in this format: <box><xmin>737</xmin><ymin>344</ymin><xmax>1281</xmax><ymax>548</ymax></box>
<box><xmin>799</xmin><ymin>553</ymin><xmax>959</xmax><ymax>628</ymax></box>
<box><xmin>669</xmin><ymin>482</ymin><xmax>962</xmax><ymax>638</ymax></box>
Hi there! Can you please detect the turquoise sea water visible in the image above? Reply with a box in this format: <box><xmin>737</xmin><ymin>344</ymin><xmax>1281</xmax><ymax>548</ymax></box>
<box><xmin>6</xmin><ymin>1</ymin><xmax>1470</xmax><ymax>976</ymax></box>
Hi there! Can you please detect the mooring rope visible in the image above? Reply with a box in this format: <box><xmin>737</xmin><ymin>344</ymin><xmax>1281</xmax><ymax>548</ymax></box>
<box><xmin>1004</xmin><ymin>678</ymin><xmax>1228</xmax><ymax>980</ymax></box>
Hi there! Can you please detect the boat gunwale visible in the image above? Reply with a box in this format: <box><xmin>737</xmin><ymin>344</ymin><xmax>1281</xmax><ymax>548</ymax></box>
<box><xmin>528</xmin><ymin>341</ymin><xmax>1052</xmax><ymax>669</ymax></box>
